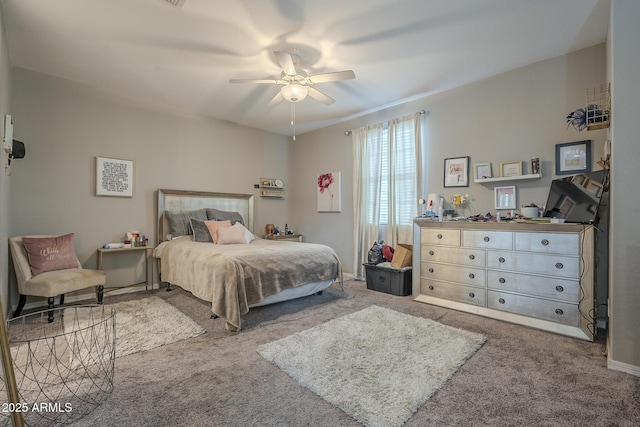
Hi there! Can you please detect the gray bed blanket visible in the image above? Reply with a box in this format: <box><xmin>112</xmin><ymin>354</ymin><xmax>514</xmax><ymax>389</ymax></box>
<box><xmin>157</xmin><ymin>237</ymin><xmax>340</xmax><ymax>331</ymax></box>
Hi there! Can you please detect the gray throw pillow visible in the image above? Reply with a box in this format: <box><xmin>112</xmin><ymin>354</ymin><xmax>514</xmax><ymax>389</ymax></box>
<box><xmin>205</xmin><ymin>208</ymin><xmax>245</xmax><ymax>226</ymax></box>
<box><xmin>166</xmin><ymin>209</ymin><xmax>207</xmax><ymax>237</ymax></box>
<box><xmin>189</xmin><ymin>219</ymin><xmax>213</xmax><ymax>243</ymax></box>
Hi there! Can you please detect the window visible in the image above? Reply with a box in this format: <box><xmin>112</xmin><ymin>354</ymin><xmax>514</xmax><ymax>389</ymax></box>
<box><xmin>364</xmin><ymin>121</ymin><xmax>418</xmax><ymax>225</ymax></box>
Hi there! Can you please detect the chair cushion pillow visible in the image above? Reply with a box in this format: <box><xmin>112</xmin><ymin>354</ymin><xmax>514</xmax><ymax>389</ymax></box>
<box><xmin>22</xmin><ymin>233</ymin><xmax>79</xmax><ymax>276</ymax></box>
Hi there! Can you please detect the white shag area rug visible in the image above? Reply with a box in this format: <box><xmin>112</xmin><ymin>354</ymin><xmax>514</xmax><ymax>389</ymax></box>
<box><xmin>258</xmin><ymin>305</ymin><xmax>486</xmax><ymax>427</ymax></box>
<box><xmin>65</xmin><ymin>296</ymin><xmax>206</xmax><ymax>360</ymax></box>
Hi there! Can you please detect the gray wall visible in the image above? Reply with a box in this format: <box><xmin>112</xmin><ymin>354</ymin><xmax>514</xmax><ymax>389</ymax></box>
<box><xmin>293</xmin><ymin>44</ymin><xmax>608</xmax><ymax>276</ymax></box>
<box><xmin>608</xmin><ymin>0</ymin><xmax>640</xmax><ymax>375</ymax></box>
<box><xmin>9</xmin><ymin>68</ymin><xmax>292</xmax><ymax>307</ymax></box>
<box><xmin>0</xmin><ymin>5</ymin><xmax>12</xmax><ymax>316</ymax></box>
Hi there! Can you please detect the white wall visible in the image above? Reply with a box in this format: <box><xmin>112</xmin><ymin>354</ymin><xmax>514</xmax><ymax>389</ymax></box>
<box><xmin>9</xmin><ymin>68</ymin><xmax>292</xmax><ymax>308</ymax></box>
<box><xmin>293</xmin><ymin>45</ymin><xmax>608</xmax><ymax>275</ymax></box>
<box><xmin>607</xmin><ymin>0</ymin><xmax>640</xmax><ymax>374</ymax></box>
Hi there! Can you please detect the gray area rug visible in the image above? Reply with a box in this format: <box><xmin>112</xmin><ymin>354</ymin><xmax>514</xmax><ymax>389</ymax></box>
<box><xmin>258</xmin><ymin>305</ymin><xmax>486</xmax><ymax>427</ymax></box>
<box><xmin>65</xmin><ymin>296</ymin><xmax>206</xmax><ymax>360</ymax></box>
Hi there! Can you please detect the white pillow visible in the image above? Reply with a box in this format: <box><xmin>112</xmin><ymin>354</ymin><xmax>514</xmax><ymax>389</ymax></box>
<box><xmin>231</xmin><ymin>222</ymin><xmax>255</xmax><ymax>243</ymax></box>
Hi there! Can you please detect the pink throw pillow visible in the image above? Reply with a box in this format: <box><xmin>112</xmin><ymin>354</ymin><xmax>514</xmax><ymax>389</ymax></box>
<box><xmin>217</xmin><ymin>226</ymin><xmax>248</xmax><ymax>244</ymax></box>
<box><xmin>204</xmin><ymin>220</ymin><xmax>232</xmax><ymax>243</ymax></box>
<box><xmin>22</xmin><ymin>233</ymin><xmax>78</xmax><ymax>276</ymax></box>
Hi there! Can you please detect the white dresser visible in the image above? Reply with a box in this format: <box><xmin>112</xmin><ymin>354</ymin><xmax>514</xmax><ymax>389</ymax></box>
<box><xmin>412</xmin><ymin>220</ymin><xmax>595</xmax><ymax>340</ymax></box>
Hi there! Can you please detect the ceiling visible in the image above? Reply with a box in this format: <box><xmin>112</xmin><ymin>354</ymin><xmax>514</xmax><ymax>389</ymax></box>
<box><xmin>1</xmin><ymin>0</ymin><xmax>610</xmax><ymax>137</ymax></box>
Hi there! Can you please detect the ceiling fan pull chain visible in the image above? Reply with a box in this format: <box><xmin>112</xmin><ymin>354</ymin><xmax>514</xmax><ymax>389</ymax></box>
<box><xmin>291</xmin><ymin>102</ymin><xmax>296</xmax><ymax>141</ymax></box>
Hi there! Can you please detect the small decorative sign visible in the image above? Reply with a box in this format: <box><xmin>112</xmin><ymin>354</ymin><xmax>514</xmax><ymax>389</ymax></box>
<box><xmin>96</xmin><ymin>156</ymin><xmax>133</xmax><ymax>197</ymax></box>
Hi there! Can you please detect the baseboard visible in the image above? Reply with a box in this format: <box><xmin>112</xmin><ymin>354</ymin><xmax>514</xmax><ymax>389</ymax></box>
<box><xmin>10</xmin><ymin>282</ymin><xmax>160</xmax><ymax>315</ymax></box>
<box><xmin>607</xmin><ymin>357</ymin><xmax>640</xmax><ymax>377</ymax></box>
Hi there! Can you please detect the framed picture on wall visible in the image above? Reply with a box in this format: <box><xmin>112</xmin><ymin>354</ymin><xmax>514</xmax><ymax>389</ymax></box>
<box><xmin>494</xmin><ymin>185</ymin><xmax>516</xmax><ymax>210</ymax></box>
<box><xmin>95</xmin><ymin>156</ymin><xmax>134</xmax><ymax>197</ymax></box>
<box><xmin>317</xmin><ymin>171</ymin><xmax>342</xmax><ymax>212</ymax></box>
<box><xmin>499</xmin><ymin>160</ymin><xmax>523</xmax><ymax>177</ymax></box>
<box><xmin>555</xmin><ymin>140</ymin><xmax>592</xmax><ymax>175</ymax></box>
<box><xmin>444</xmin><ymin>156</ymin><xmax>469</xmax><ymax>187</ymax></box>
<box><xmin>474</xmin><ymin>162</ymin><xmax>492</xmax><ymax>180</ymax></box>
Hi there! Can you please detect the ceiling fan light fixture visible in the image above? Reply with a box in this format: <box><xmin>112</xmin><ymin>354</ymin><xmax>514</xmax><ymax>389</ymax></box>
<box><xmin>280</xmin><ymin>84</ymin><xmax>308</xmax><ymax>102</ymax></box>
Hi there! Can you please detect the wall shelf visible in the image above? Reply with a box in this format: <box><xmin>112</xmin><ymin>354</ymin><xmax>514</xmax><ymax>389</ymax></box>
<box><xmin>474</xmin><ymin>173</ymin><xmax>542</xmax><ymax>184</ymax></box>
<box><xmin>259</xmin><ymin>177</ymin><xmax>285</xmax><ymax>198</ymax></box>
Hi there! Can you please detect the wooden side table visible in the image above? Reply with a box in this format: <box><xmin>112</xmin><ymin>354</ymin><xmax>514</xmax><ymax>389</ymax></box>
<box><xmin>264</xmin><ymin>233</ymin><xmax>303</xmax><ymax>242</ymax></box>
<box><xmin>97</xmin><ymin>246</ymin><xmax>153</xmax><ymax>292</ymax></box>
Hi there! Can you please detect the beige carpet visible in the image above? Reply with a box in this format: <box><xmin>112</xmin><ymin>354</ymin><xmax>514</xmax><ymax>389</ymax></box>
<box><xmin>258</xmin><ymin>305</ymin><xmax>486</xmax><ymax>427</ymax></box>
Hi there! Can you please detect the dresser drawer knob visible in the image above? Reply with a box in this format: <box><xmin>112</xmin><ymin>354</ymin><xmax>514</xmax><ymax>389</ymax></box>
<box><xmin>499</xmin><ymin>277</ymin><xmax>506</xmax><ymax>284</ymax></box>
<box><xmin>468</xmin><ymin>292</ymin><xmax>475</xmax><ymax>298</ymax></box>
<box><xmin>469</xmin><ymin>273</ymin><xmax>475</xmax><ymax>279</ymax></box>
<box><xmin>499</xmin><ymin>257</ymin><xmax>506</xmax><ymax>263</ymax></box>
<box><xmin>429</xmin><ymin>250</ymin><xmax>435</xmax><ymax>256</ymax></box>
<box><xmin>555</xmin><ymin>309</ymin><xmax>564</xmax><ymax>316</ymax></box>
<box><xmin>437</xmin><ymin>234</ymin><xmax>443</xmax><ymax>239</ymax></box>
<box><xmin>469</xmin><ymin>254</ymin><xmax>475</xmax><ymax>260</ymax></box>
<box><xmin>555</xmin><ymin>262</ymin><xmax>564</xmax><ymax>269</ymax></box>
<box><xmin>555</xmin><ymin>285</ymin><xmax>564</xmax><ymax>292</ymax></box>
<box><xmin>428</xmin><ymin>268</ymin><xmax>434</xmax><ymax>273</ymax></box>
<box><xmin>498</xmin><ymin>298</ymin><xmax>505</xmax><ymax>304</ymax></box>
<box><xmin>483</xmin><ymin>236</ymin><xmax>490</xmax><ymax>242</ymax></box>
<box><xmin>428</xmin><ymin>285</ymin><xmax>434</xmax><ymax>290</ymax></box>
<box><xmin>541</xmin><ymin>239</ymin><xmax>549</xmax><ymax>246</ymax></box>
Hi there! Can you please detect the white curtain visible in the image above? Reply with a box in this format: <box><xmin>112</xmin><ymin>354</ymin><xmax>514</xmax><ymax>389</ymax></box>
<box><xmin>352</xmin><ymin>113</ymin><xmax>423</xmax><ymax>279</ymax></box>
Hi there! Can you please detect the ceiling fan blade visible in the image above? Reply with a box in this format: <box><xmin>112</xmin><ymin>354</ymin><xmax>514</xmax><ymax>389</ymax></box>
<box><xmin>268</xmin><ymin>91</ymin><xmax>284</xmax><ymax>106</ymax></box>
<box><xmin>274</xmin><ymin>51</ymin><xmax>297</xmax><ymax>76</ymax></box>
<box><xmin>229</xmin><ymin>78</ymin><xmax>280</xmax><ymax>84</ymax></box>
<box><xmin>307</xmin><ymin>70</ymin><xmax>356</xmax><ymax>84</ymax></box>
<box><xmin>307</xmin><ymin>87</ymin><xmax>335</xmax><ymax>105</ymax></box>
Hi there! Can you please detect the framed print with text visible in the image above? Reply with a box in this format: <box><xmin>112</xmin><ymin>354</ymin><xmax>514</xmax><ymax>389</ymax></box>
<box><xmin>444</xmin><ymin>156</ymin><xmax>469</xmax><ymax>187</ymax></box>
<box><xmin>96</xmin><ymin>156</ymin><xmax>134</xmax><ymax>197</ymax></box>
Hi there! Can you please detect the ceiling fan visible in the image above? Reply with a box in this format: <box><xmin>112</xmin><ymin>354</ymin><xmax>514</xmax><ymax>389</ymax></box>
<box><xmin>229</xmin><ymin>51</ymin><xmax>355</xmax><ymax>106</ymax></box>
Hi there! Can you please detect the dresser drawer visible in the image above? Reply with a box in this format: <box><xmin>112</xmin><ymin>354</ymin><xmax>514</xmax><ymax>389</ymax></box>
<box><xmin>488</xmin><ymin>290</ymin><xmax>579</xmax><ymax>326</ymax></box>
<box><xmin>421</xmin><ymin>262</ymin><xmax>486</xmax><ymax>287</ymax></box>
<box><xmin>462</xmin><ymin>230</ymin><xmax>513</xmax><ymax>250</ymax></box>
<box><xmin>487</xmin><ymin>270</ymin><xmax>580</xmax><ymax>302</ymax></box>
<box><xmin>487</xmin><ymin>251</ymin><xmax>580</xmax><ymax>279</ymax></box>
<box><xmin>515</xmin><ymin>232</ymin><xmax>579</xmax><ymax>255</ymax></box>
<box><xmin>421</xmin><ymin>279</ymin><xmax>486</xmax><ymax>306</ymax></box>
<box><xmin>421</xmin><ymin>246</ymin><xmax>486</xmax><ymax>267</ymax></box>
<box><xmin>420</xmin><ymin>228</ymin><xmax>460</xmax><ymax>246</ymax></box>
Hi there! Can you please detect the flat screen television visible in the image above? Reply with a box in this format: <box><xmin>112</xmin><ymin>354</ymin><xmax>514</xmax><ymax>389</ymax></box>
<box><xmin>543</xmin><ymin>170</ymin><xmax>608</xmax><ymax>224</ymax></box>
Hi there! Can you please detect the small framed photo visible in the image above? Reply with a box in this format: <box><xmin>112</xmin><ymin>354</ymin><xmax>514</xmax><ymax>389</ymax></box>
<box><xmin>494</xmin><ymin>185</ymin><xmax>516</xmax><ymax>210</ymax></box>
<box><xmin>555</xmin><ymin>140</ymin><xmax>591</xmax><ymax>175</ymax></box>
<box><xmin>585</xmin><ymin>179</ymin><xmax>603</xmax><ymax>198</ymax></box>
<box><xmin>474</xmin><ymin>162</ymin><xmax>492</xmax><ymax>180</ymax></box>
<box><xmin>499</xmin><ymin>160</ymin><xmax>523</xmax><ymax>177</ymax></box>
<box><xmin>96</xmin><ymin>156</ymin><xmax>134</xmax><ymax>197</ymax></box>
<box><xmin>444</xmin><ymin>156</ymin><xmax>469</xmax><ymax>187</ymax></box>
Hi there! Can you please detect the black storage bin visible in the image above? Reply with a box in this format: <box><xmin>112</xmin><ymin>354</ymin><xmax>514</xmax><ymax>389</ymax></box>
<box><xmin>363</xmin><ymin>263</ymin><xmax>412</xmax><ymax>296</ymax></box>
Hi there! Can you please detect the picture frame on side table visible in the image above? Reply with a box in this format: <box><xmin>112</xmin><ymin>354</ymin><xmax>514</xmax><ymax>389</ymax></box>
<box><xmin>499</xmin><ymin>160</ymin><xmax>523</xmax><ymax>177</ymax></box>
<box><xmin>444</xmin><ymin>156</ymin><xmax>469</xmax><ymax>187</ymax></box>
<box><xmin>474</xmin><ymin>162</ymin><xmax>492</xmax><ymax>180</ymax></box>
<box><xmin>494</xmin><ymin>185</ymin><xmax>516</xmax><ymax>210</ymax></box>
<box><xmin>96</xmin><ymin>156</ymin><xmax>134</xmax><ymax>197</ymax></box>
<box><xmin>555</xmin><ymin>140</ymin><xmax>591</xmax><ymax>175</ymax></box>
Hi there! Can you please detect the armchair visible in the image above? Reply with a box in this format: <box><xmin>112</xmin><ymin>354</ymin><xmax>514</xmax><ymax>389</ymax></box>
<box><xmin>9</xmin><ymin>235</ymin><xmax>106</xmax><ymax>322</ymax></box>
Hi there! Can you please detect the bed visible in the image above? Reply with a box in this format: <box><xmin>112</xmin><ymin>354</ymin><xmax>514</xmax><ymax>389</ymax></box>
<box><xmin>154</xmin><ymin>189</ymin><xmax>342</xmax><ymax>331</ymax></box>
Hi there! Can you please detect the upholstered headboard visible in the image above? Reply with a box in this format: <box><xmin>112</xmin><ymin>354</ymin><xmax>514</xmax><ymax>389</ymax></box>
<box><xmin>156</xmin><ymin>189</ymin><xmax>254</xmax><ymax>244</ymax></box>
